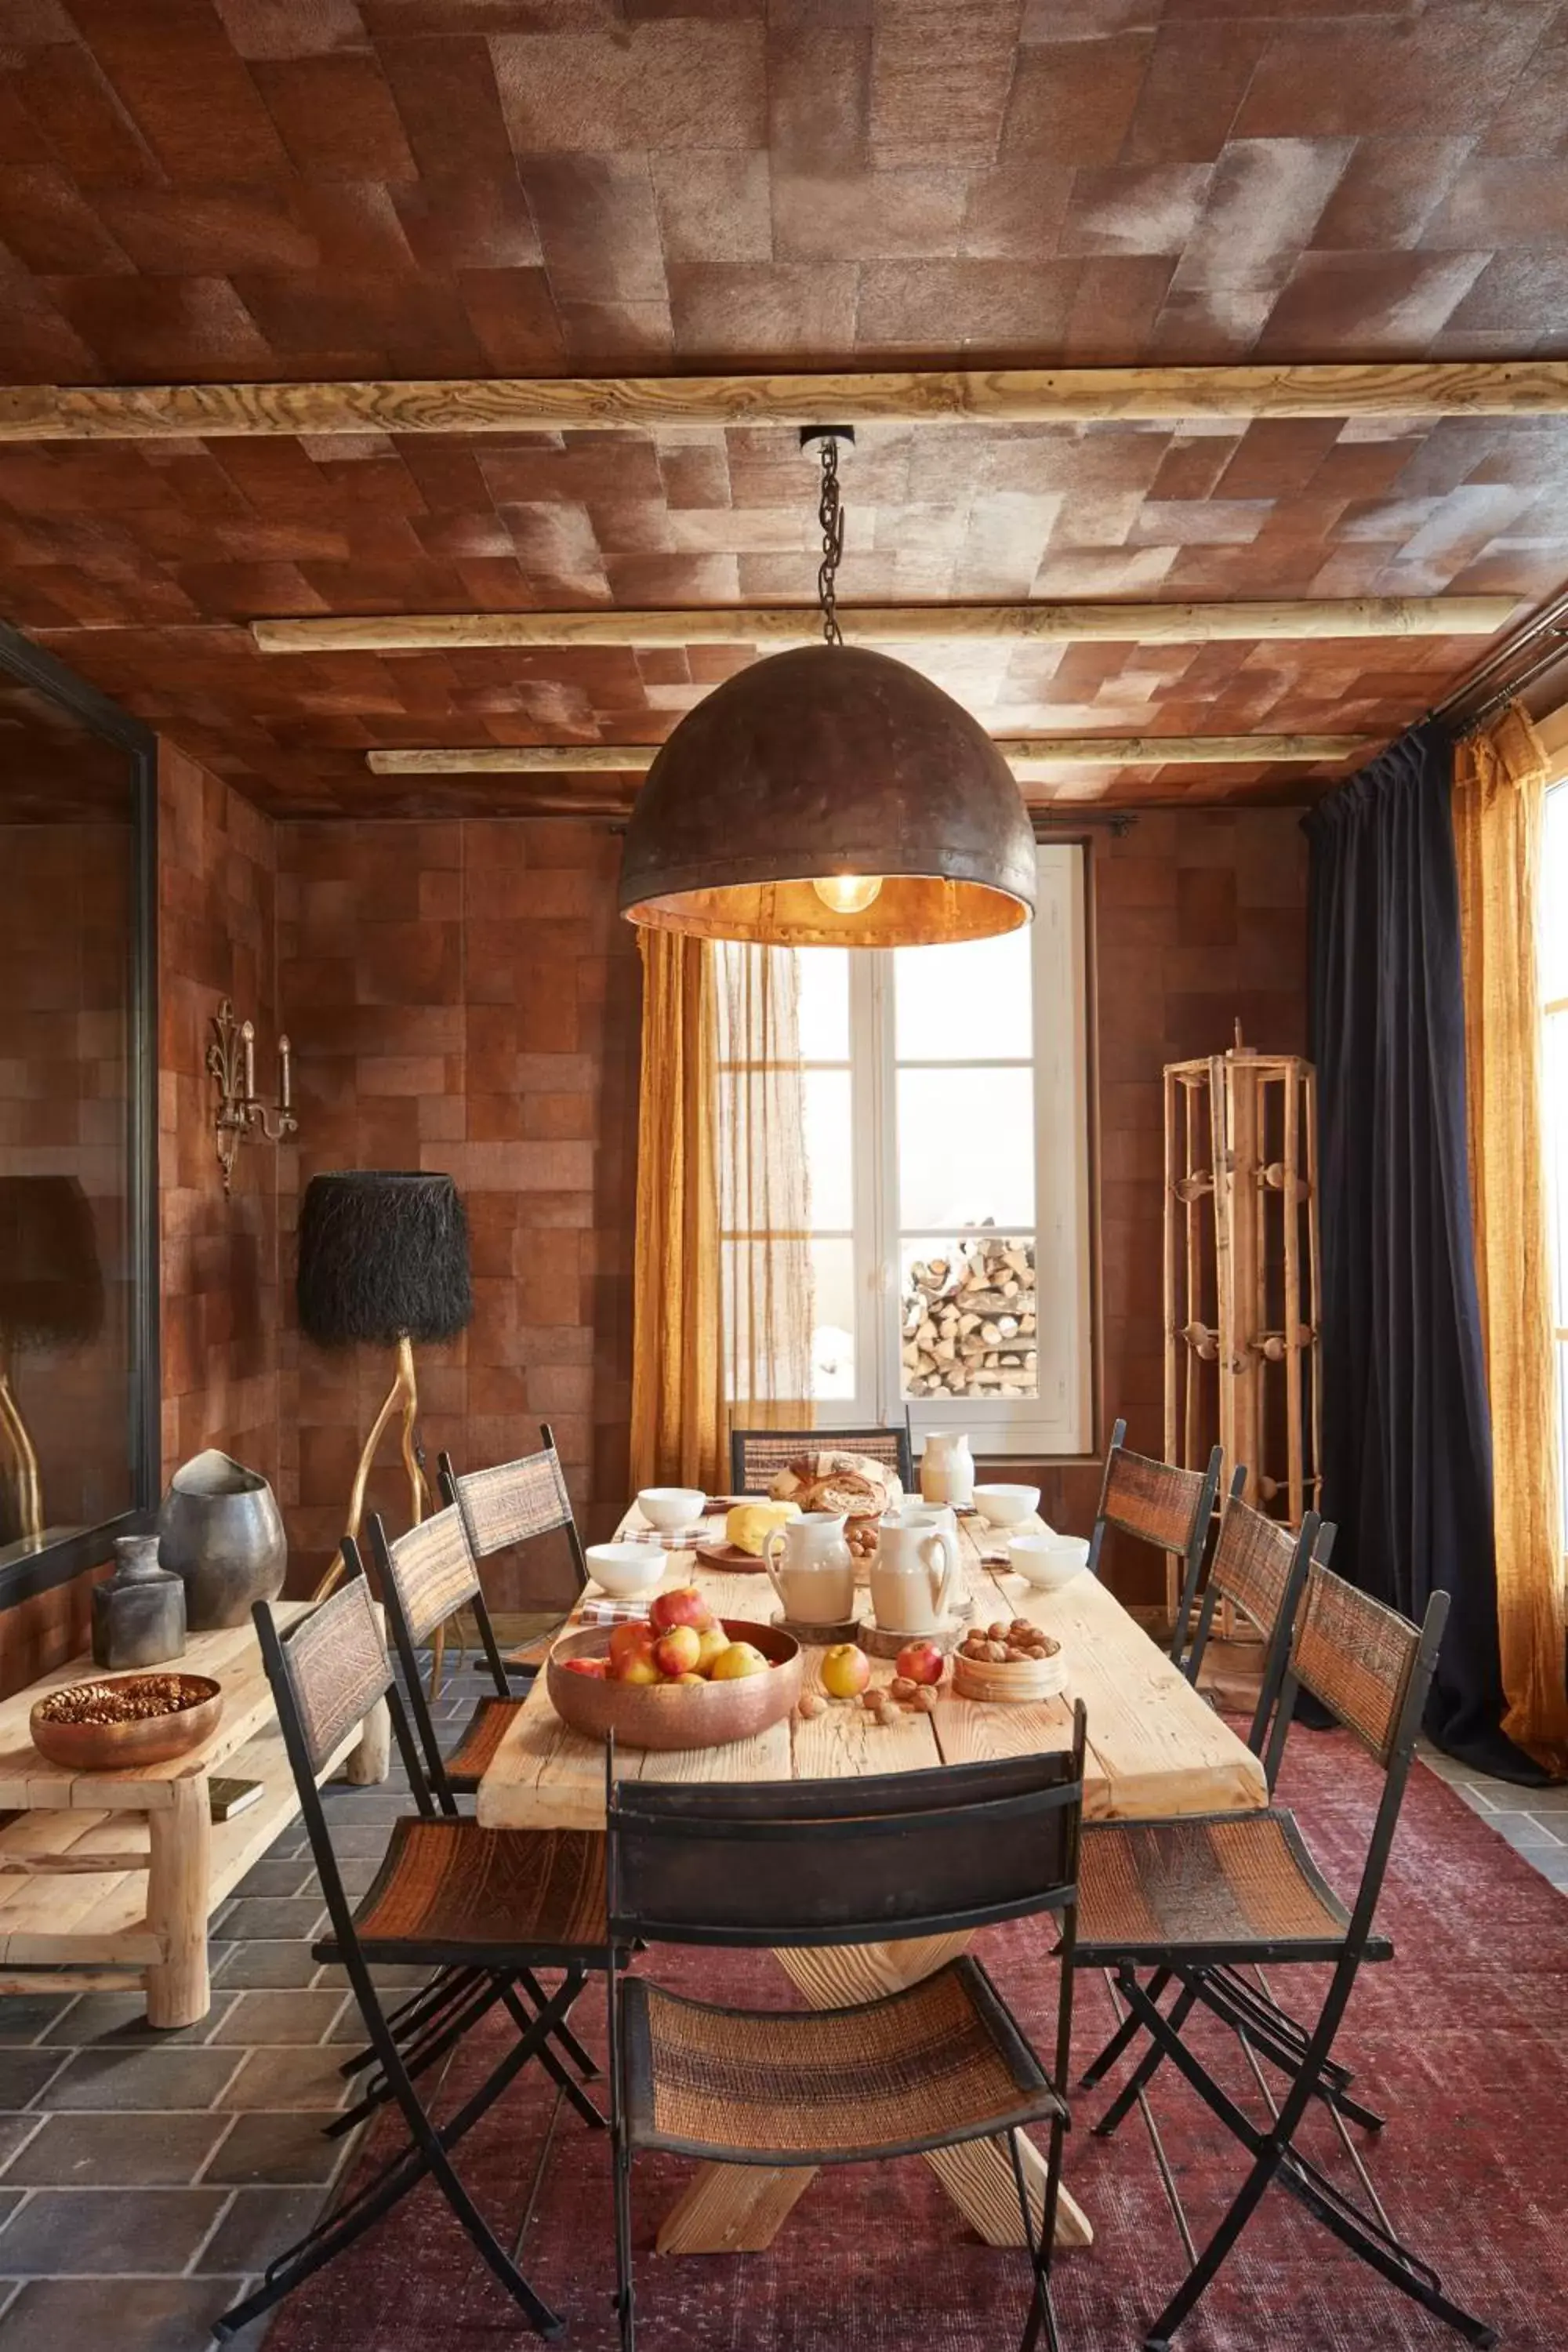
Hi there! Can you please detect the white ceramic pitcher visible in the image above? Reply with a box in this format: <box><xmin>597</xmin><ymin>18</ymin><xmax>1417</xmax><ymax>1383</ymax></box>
<box><xmin>920</xmin><ymin>1430</ymin><xmax>975</xmax><ymax>1508</ymax></box>
<box><xmin>870</xmin><ymin>1515</ymin><xmax>960</xmax><ymax>1634</ymax></box>
<box><xmin>763</xmin><ymin>1512</ymin><xmax>855</xmax><ymax>1625</ymax></box>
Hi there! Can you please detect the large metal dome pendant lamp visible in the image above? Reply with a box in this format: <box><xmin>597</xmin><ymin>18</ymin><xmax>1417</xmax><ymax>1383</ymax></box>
<box><xmin>618</xmin><ymin>426</ymin><xmax>1037</xmax><ymax>948</ymax></box>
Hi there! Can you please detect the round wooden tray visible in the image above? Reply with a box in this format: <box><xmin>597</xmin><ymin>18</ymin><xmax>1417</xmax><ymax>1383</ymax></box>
<box><xmin>692</xmin><ymin>1541</ymin><xmax>770</xmax><ymax>1572</ymax></box>
<box><xmin>771</xmin><ymin>1613</ymin><xmax>860</xmax><ymax>1647</ymax></box>
<box><xmin>857</xmin><ymin>1617</ymin><xmax>964</xmax><ymax>1660</ymax></box>
<box><xmin>952</xmin><ymin>1645</ymin><xmax>1066</xmax><ymax>1704</ymax></box>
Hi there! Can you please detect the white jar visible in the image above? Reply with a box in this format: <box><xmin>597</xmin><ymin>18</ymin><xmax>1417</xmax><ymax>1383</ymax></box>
<box><xmin>920</xmin><ymin>1431</ymin><xmax>975</xmax><ymax>1509</ymax></box>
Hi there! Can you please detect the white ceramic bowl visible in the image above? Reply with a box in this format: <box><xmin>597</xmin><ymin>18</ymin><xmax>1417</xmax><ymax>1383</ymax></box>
<box><xmin>585</xmin><ymin>1543</ymin><xmax>666</xmax><ymax>1600</ymax></box>
<box><xmin>1007</xmin><ymin>1534</ymin><xmax>1090</xmax><ymax>1591</ymax></box>
<box><xmin>972</xmin><ymin>1483</ymin><xmax>1041</xmax><ymax>1530</ymax></box>
<box><xmin>636</xmin><ymin>1486</ymin><xmax>706</xmax><ymax>1534</ymax></box>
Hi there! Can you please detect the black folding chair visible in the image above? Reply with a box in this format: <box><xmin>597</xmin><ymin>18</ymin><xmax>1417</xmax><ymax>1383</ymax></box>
<box><xmin>364</xmin><ymin>1502</ymin><xmax>524</xmax><ymax>1800</ymax></box>
<box><xmin>438</xmin><ymin>1424</ymin><xmax>587</xmax><ymax>1680</ymax></box>
<box><xmin>605</xmin><ymin>1718</ymin><xmax>1087</xmax><ymax>2352</ymax></box>
<box><xmin>342</xmin><ymin>1508</ymin><xmax>601</xmax><ymax>2130</ymax></box>
<box><xmin>1074</xmin><ymin>1566</ymin><xmax>1494</xmax><ymax>2350</ymax></box>
<box><xmin>1086</xmin><ymin>1417</ymin><xmax>1224</xmax><ymax>1661</ymax></box>
<box><xmin>1080</xmin><ymin>1497</ymin><xmax>1346</xmax><ymax>2143</ymax></box>
<box><xmin>728</xmin><ymin>1418</ymin><xmax>914</xmax><ymax>1495</ymax></box>
<box><xmin>213</xmin><ymin>1577</ymin><xmax>608</xmax><ymax>2343</ymax></box>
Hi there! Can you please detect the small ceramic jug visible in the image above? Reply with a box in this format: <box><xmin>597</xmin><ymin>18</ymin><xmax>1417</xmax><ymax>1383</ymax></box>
<box><xmin>763</xmin><ymin>1512</ymin><xmax>856</xmax><ymax>1626</ymax></box>
<box><xmin>92</xmin><ymin>1535</ymin><xmax>186</xmax><ymax>1670</ymax></box>
<box><xmin>920</xmin><ymin>1431</ymin><xmax>975</xmax><ymax>1509</ymax></box>
<box><xmin>871</xmin><ymin>1515</ymin><xmax>960</xmax><ymax>1634</ymax></box>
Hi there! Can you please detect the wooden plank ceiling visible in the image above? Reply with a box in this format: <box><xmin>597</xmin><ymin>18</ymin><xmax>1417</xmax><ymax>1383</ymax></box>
<box><xmin>5</xmin><ymin>2</ymin><xmax>1568</xmax><ymax>817</ymax></box>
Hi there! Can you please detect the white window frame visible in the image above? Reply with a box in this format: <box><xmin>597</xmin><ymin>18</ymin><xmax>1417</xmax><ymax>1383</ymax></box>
<box><xmin>814</xmin><ymin>843</ymin><xmax>1092</xmax><ymax>1457</ymax></box>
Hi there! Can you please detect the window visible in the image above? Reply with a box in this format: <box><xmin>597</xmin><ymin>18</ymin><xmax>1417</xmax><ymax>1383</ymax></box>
<box><xmin>1540</xmin><ymin>775</ymin><xmax>1568</xmax><ymax>1555</ymax></box>
<box><xmin>718</xmin><ymin>844</ymin><xmax>1091</xmax><ymax>1455</ymax></box>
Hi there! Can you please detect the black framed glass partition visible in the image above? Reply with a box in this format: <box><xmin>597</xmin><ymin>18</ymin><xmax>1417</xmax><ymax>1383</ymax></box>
<box><xmin>0</xmin><ymin>620</ymin><xmax>158</xmax><ymax>1597</ymax></box>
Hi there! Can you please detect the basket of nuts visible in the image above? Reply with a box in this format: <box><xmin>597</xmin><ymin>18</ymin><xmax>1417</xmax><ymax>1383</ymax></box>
<box><xmin>953</xmin><ymin>1619</ymin><xmax>1065</xmax><ymax>1703</ymax></box>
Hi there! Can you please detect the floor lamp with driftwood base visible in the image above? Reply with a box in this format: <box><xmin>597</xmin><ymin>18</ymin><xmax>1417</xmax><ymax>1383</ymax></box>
<box><xmin>296</xmin><ymin>1171</ymin><xmax>472</xmax><ymax>1686</ymax></box>
<box><xmin>1163</xmin><ymin>1033</ymin><xmax>1322</xmax><ymax>1647</ymax></box>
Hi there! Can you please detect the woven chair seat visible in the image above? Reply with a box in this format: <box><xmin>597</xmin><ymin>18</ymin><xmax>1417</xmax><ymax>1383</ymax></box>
<box><xmin>1075</xmin><ymin>1808</ymin><xmax>1393</xmax><ymax>1967</ymax></box>
<box><xmin>444</xmin><ymin>1693</ymin><xmax>524</xmax><ymax>1790</ymax></box>
<box><xmin>620</xmin><ymin>1957</ymin><xmax>1062</xmax><ymax>2166</ymax></box>
<box><xmin>342</xmin><ymin>1820</ymin><xmax>607</xmax><ymax>1962</ymax></box>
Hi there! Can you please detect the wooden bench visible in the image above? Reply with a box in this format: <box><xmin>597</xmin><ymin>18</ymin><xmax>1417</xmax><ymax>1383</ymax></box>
<box><xmin>0</xmin><ymin>1602</ymin><xmax>389</xmax><ymax>2027</ymax></box>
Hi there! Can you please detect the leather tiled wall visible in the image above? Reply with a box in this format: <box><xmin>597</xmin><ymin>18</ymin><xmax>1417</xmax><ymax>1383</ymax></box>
<box><xmin>154</xmin><ymin>750</ymin><xmax>1305</xmax><ymax>1608</ymax></box>
<box><xmin>158</xmin><ymin>739</ymin><xmax>281</xmax><ymax>1492</ymax></box>
<box><xmin>275</xmin><ymin>814</ymin><xmax>640</xmax><ymax>1595</ymax></box>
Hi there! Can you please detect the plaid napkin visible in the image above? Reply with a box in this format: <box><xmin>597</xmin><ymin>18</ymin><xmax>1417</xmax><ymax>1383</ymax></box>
<box><xmin>575</xmin><ymin>1595</ymin><xmax>654</xmax><ymax>1628</ymax></box>
<box><xmin>620</xmin><ymin>1518</ymin><xmax>718</xmax><ymax>1549</ymax></box>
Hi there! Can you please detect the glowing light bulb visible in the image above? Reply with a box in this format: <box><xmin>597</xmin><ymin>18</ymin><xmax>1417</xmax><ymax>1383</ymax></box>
<box><xmin>811</xmin><ymin>874</ymin><xmax>884</xmax><ymax>916</ymax></box>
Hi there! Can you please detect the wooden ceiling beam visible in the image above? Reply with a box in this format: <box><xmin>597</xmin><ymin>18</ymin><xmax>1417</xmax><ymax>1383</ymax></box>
<box><xmin>6</xmin><ymin>364</ymin><xmax>1568</xmax><ymax>441</ymax></box>
<box><xmin>367</xmin><ymin>735</ymin><xmax>1372</xmax><ymax>777</ymax></box>
<box><xmin>257</xmin><ymin>597</ymin><xmax>1512</xmax><ymax>655</ymax></box>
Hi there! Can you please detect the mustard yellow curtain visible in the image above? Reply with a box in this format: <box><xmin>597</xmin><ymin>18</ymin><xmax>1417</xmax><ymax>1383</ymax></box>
<box><xmin>628</xmin><ymin>931</ymin><xmax>725</xmax><ymax>1496</ymax></box>
<box><xmin>1454</xmin><ymin>705</ymin><xmax>1568</xmax><ymax>1774</ymax></box>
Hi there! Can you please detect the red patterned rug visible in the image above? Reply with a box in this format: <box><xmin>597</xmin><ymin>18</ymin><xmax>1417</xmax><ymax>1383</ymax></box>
<box><xmin>266</xmin><ymin>1734</ymin><xmax>1568</xmax><ymax>2352</ymax></box>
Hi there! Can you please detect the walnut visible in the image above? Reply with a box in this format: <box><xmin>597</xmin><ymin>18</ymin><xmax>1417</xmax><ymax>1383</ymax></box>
<box><xmin>889</xmin><ymin>1675</ymin><xmax>917</xmax><ymax>1702</ymax></box>
<box><xmin>913</xmin><ymin>1686</ymin><xmax>940</xmax><ymax>1713</ymax></box>
<box><xmin>984</xmin><ymin>1640</ymin><xmax>1009</xmax><ymax>1664</ymax></box>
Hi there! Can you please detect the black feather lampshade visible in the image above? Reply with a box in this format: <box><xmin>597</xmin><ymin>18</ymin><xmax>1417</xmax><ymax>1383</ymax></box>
<box><xmin>296</xmin><ymin>1171</ymin><xmax>471</xmax><ymax>1349</ymax></box>
<box><xmin>295</xmin><ymin>1172</ymin><xmax>472</xmax><ymax>1591</ymax></box>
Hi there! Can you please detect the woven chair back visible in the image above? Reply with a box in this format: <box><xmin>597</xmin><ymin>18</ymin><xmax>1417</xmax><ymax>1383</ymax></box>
<box><xmin>1290</xmin><ymin>1562</ymin><xmax>1421</xmax><ymax>1766</ymax></box>
<box><xmin>729</xmin><ymin>1423</ymin><xmax>914</xmax><ymax>1496</ymax></box>
<box><xmin>608</xmin><ymin>1734</ymin><xmax>1084</xmax><ymax>1951</ymax></box>
<box><xmin>378</xmin><ymin>1503</ymin><xmax>479</xmax><ymax>1649</ymax></box>
<box><xmin>274</xmin><ymin>1575</ymin><xmax>393</xmax><ymax>1777</ymax></box>
<box><xmin>1100</xmin><ymin>1441</ymin><xmax>1212</xmax><ymax>1555</ymax></box>
<box><xmin>447</xmin><ymin>1443</ymin><xmax>575</xmax><ymax>1559</ymax></box>
<box><xmin>1207</xmin><ymin>1496</ymin><xmax>1301</xmax><ymax>1644</ymax></box>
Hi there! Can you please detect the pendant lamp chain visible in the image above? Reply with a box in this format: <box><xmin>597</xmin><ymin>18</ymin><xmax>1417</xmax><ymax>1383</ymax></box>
<box><xmin>815</xmin><ymin>435</ymin><xmax>845</xmax><ymax>648</ymax></box>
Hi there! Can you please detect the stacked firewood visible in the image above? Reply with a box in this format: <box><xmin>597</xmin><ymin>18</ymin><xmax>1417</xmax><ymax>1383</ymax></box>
<box><xmin>901</xmin><ymin>1236</ymin><xmax>1038</xmax><ymax>1398</ymax></box>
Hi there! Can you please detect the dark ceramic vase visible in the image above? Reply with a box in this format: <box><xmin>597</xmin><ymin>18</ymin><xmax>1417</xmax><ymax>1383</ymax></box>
<box><xmin>157</xmin><ymin>1450</ymin><xmax>288</xmax><ymax>1632</ymax></box>
<box><xmin>92</xmin><ymin>1534</ymin><xmax>187</xmax><ymax>1669</ymax></box>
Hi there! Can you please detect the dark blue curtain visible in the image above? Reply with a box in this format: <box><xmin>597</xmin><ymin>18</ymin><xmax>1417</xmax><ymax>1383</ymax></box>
<box><xmin>1303</xmin><ymin>721</ymin><xmax>1540</xmax><ymax>1781</ymax></box>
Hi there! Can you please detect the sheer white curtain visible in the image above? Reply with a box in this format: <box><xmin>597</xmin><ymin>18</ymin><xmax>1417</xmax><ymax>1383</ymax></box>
<box><xmin>715</xmin><ymin>943</ymin><xmax>815</xmax><ymax>1425</ymax></box>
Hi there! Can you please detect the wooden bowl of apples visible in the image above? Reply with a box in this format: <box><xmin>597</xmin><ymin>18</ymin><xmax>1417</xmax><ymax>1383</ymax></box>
<box><xmin>546</xmin><ymin>1588</ymin><xmax>802</xmax><ymax>1752</ymax></box>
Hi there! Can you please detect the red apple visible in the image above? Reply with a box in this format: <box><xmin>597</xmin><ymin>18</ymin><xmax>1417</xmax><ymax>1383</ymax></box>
<box><xmin>895</xmin><ymin>1639</ymin><xmax>946</xmax><ymax>1688</ymax></box>
<box><xmin>561</xmin><ymin>1657</ymin><xmax>608</xmax><ymax>1680</ymax></box>
<box><xmin>649</xmin><ymin>1586</ymin><xmax>715</xmax><ymax>1637</ymax></box>
<box><xmin>654</xmin><ymin>1624</ymin><xmax>702</xmax><ymax>1678</ymax></box>
<box><xmin>608</xmin><ymin>1621</ymin><xmax>655</xmax><ymax>1672</ymax></box>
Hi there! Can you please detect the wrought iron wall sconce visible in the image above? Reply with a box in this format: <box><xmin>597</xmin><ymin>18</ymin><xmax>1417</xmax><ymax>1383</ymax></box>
<box><xmin>207</xmin><ymin>997</ymin><xmax>296</xmax><ymax>1196</ymax></box>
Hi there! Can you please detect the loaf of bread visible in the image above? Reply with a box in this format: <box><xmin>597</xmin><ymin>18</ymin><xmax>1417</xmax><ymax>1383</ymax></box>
<box><xmin>766</xmin><ymin>1450</ymin><xmax>902</xmax><ymax>1526</ymax></box>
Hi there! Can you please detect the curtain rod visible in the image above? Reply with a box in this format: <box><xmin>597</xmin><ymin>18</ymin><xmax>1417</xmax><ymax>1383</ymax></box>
<box><xmin>1432</xmin><ymin>586</ymin><xmax>1568</xmax><ymax>731</ymax></box>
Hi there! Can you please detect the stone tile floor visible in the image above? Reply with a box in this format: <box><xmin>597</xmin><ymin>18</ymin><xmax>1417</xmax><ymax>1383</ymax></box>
<box><xmin>0</xmin><ymin>1686</ymin><xmax>1559</xmax><ymax>2352</ymax></box>
<box><xmin>1416</xmin><ymin>1737</ymin><xmax>1568</xmax><ymax>1893</ymax></box>
<box><xmin>0</xmin><ymin>1673</ymin><xmax>475</xmax><ymax>2352</ymax></box>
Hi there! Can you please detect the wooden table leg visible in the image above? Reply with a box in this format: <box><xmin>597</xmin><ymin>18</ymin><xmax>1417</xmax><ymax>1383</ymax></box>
<box><xmin>653</xmin><ymin>1932</ymin><xmax>1093</xmax><ymax>2256</ymax></box>
<box><xmin>145</xmin><ymin>1778</ymin><xmax>211</xmax><ymax>2030</ymax></box>
<box><xmin>344</xmin><ymin>1695</ymin><xmax>391</xmax><ymax>1786</ymax></box>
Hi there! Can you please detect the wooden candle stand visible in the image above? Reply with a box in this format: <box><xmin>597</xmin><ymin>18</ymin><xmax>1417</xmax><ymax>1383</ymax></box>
<box><xmin>1163</xmin><ymin>1035</ymin><xmax>1321</xmax><ymax>1635</ymax></box>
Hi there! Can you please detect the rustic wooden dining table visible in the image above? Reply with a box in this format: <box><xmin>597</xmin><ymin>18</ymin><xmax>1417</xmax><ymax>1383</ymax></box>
<box><xmin>478</xmin><ymin>1506</ymin><xmax>1269</xmax><ymax>2257</ymax></box>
